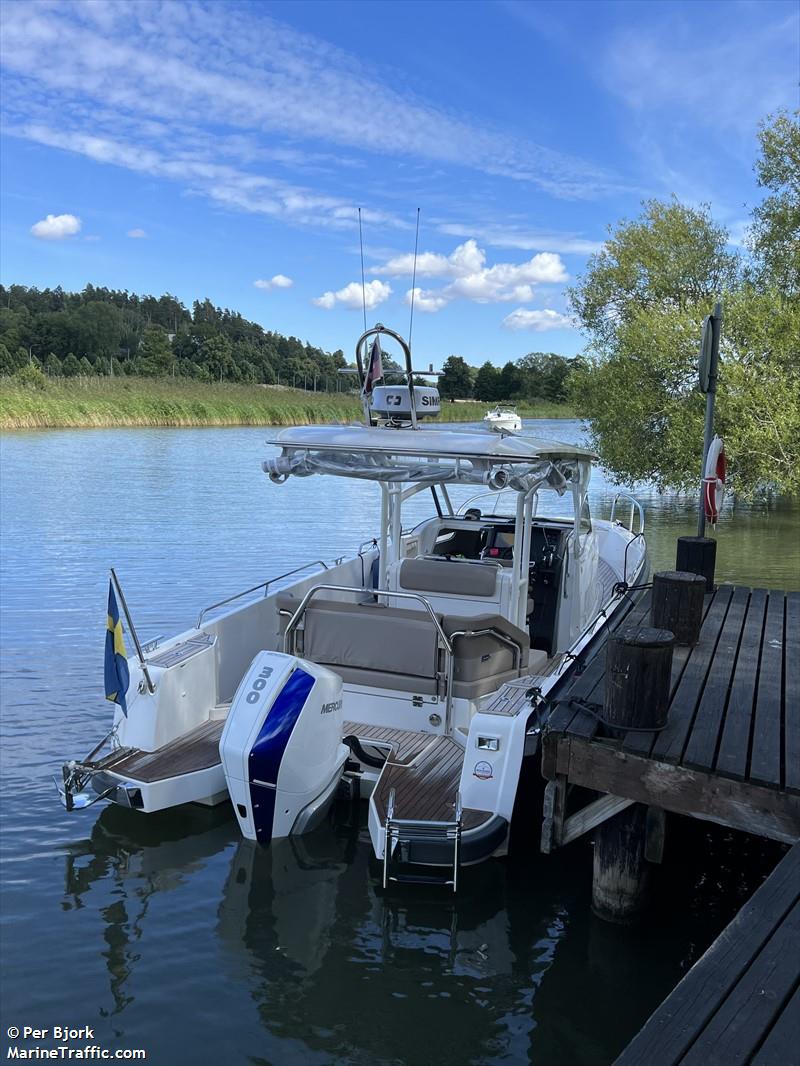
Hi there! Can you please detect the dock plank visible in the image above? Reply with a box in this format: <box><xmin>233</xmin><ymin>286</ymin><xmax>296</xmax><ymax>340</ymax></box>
<box><xmin>682</xmin><ymin>586</ymin><xmax>750</xmax><ymax>772</ymax></box>
<box><xmin>715</xmin><ymin>588</ymin><xmax>768</xmax><ymax>781</ymax></box>
<box><xmin>751</xmin><ymin>985</ymin><xmax>800</xmax><ymax>1065</ymax></box>
<box><xmin>614</xmin><ymin>845</ymin><xmax>800</xmax><ymax>1066</ymax></box>
<box><xmin>621</xmin><ymin>590</ymin><xmax>718</xmax><ymax>759</ymax></box>
<box><xmin>749</xmin><ymin>592</ymin><xmax>785</xmax><ymax>789</ymax></box>
<box><xmin>783</xmin><ymin>592</ymin><xmax>800</xmax><ymax>795</ymax></box>
<box><xmin>650</xmin><ymin>585</ymin><xmax>735</xmax><ymax>765</ymax></box>
<box><xmin>680</xmin><ymin>899</ymin><xmax>800</xmax><ymax>1065</ymax></box>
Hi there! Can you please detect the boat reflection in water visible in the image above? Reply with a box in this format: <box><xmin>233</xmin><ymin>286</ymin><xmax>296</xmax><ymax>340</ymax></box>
<box><xmin>60</xmin><ymin>793</ymin><xmax>709</xmax><ymax>1064</ymax></box>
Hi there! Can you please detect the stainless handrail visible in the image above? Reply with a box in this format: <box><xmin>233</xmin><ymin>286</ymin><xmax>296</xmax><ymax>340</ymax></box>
<box><xmin>445</xmin><ymin>627</ymin><xmax>523</xmax><ymax>733</ymax></box>
<box><xmin>610</xmin><ymin>493</ymin><xmax>645</xmax><ymax>534</ymax></box>
<box><xmin>283</xmin><ymin>583</ymin><xmax>455</xmax><ymax>724</ymax></box>
<box><xmin>282</xmin><ymin>584</ymin><xmax>453</xmax><ymax>657</ymax></box>
<box><xmin>196</xmin><ymin>561</ymin><xmax>329</xmax><ymax>628</ymax></box>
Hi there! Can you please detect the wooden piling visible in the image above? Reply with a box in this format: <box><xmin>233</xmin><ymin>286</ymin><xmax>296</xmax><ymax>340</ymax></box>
<box><xmin>651</xmin><ymin>571</ymin><xmax>706</xmax><ymax>645</ymax></box>
<box><xmin>676</xmin><ymin>536</ymin><xmax>717</xmax><ymax>592</ymax></box>
<box><xmin>592</xmin><ymin>626</ymin><xmax>675</xmax><ymax>923</ymax></box>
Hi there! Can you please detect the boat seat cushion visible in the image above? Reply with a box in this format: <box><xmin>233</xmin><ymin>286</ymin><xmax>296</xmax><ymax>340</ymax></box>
<box><xmin>302</xmin><ymin>600</ymin><xmax>439</xmax><ymax>680</ymax></box>
<box><xmin>441</xmin><ymin>613</ymin><xmax>531</xmax><ymax>680</ymax></box>
<box><xmin>398</xmin><ymin>557</ymin><xmax>498</xmax><ymax>597</ymax></box>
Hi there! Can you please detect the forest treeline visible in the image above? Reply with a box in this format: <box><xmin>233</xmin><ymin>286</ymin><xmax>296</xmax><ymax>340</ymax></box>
<box><xmin>0</xmin><ymin>284</ymin><xmax>579</xmax><ymax>402</ymax></box>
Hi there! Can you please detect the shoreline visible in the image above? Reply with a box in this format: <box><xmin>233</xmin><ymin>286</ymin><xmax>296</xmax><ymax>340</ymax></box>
<box><xmin>0</xmin><ymin>376</ymin><xmax>575</xmax><ymax>430</ymax></box>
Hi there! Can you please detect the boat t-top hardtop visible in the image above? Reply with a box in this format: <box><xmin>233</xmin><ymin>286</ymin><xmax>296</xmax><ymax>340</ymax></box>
<box><xmin>59</xmin><ymin>323</ymin><xmax>647</xmax><ymax>890</ymax></box>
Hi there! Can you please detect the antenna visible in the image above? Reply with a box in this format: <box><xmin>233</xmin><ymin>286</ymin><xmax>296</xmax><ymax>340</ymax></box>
<box><xmin>408</xmin><ymin>207</ymin><xmax>421</xmax><ymax>350</ymax></box>
<box><xmin>358</xmin><ymin>207</ymin><xmax>367</xmax><ymax>335</ymax></box>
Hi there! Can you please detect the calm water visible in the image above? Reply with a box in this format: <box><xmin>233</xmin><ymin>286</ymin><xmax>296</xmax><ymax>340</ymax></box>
<box><xmin>1</xmin><ymin>422</ymin><xmax>797</xmax><ymax>1066</ymax></box>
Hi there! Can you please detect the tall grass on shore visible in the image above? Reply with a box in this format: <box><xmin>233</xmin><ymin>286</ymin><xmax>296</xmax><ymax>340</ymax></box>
<box><xmin>0</xmin><ymin>375</ymin><xmax>574</xmax><ymax>430</ymax></box>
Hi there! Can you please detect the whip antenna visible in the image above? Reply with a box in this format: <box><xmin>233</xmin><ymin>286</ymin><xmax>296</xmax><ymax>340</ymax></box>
<box><xmin>408</xmin><ymin>207</ymin><xmax>421</xmax><ymax>349</ymax></box>
<box><xmin>358</xmin><ymin>208</ymin><xmax>367</xmax><ymax>335</ymax></box>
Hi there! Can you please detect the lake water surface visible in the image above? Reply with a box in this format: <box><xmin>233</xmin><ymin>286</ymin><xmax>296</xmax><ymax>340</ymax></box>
<box><xmin>1</xmin><ymin>421</ymin><xmax>797</xmax><ymax>1065</ymax></box>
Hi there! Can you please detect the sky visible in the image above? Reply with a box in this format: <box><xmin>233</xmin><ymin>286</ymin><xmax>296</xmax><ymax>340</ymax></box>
<box><xmin>0</xmin><ymin>0</ymin><xmax>798</xmax><ymax>368</ymax></box>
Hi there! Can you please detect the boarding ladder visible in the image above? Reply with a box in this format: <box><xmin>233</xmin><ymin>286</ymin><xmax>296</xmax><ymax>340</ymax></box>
<box><xmin>382</xmin><ymin>787</ymin><xmax>463</xmax><ymax>892</ymax></box>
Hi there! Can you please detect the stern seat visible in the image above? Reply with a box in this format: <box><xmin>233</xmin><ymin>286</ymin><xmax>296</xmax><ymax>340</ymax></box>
<box><xmin>279</xmin><ymin>595</ymin><xmax>546</xmax><ymax>699</ymax></box>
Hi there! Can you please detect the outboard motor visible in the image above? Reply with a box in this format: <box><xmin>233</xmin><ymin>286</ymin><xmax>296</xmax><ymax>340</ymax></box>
<box><xmin>220</xmin><ymin>651</ymin><xmax>348</xmax><ymax>844</ymax></box>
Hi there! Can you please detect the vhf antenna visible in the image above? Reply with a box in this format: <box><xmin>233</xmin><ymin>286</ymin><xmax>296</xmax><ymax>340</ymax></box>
<box><xmin>358</xmin><ymin>208</ymin><xmax>367</xmax><ymax>335</ymax></box>
<box><xmin>408</xmin><ymin>207</ymin><xmax>421</xmax><ymax>350</ymax></box>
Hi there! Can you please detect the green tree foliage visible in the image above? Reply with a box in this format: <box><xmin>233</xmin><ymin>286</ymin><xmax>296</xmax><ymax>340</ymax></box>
<box><xmin>13</xmin><ymin>363</ymin><xmax>47</xmax><ymax>389</ymax></box>
<box><xmin>0</xmin><ymin>342</ymin><xmax>14</xmax><ymax>375</ymax></box>
<box><xmin>473</xmin><ymin>361</ymin><xmax>501</xmax><ymax>401</ymax></box>
<box><xmin>499</xmin><ymin>361</ymin><xmax>522</xmax><ymax>398</ymax></box>
<box><xmin>79</xmin><ymin>356</ymin><xmax>94</xmax><ymax>376</ymax></box>
<box><xmin>570</xmin><ymin>199</ymin><xmax>738</xmax><ymax>349</ymax></box>
<box><xmin>749</xmin><ymin>110</ymin><xmax>799</xmax><ymax>296</ymax></box>
<box><xmin>62</xmin><ymin>353</ymin><xmax>81</xmax><ymax>377</ymax></box>
<box><xmin>569</xmin><ymin>116</ymin><xmax>800</xmax><ymax>496</ymax></box>
<box><xmin>44</xmin><ymin>353</ymin><xmax>61</xmax><ymax>377</ymax></box>
<box><xmin>438</xmin><ymin>355</ymin><xmax>473</xmax><ymax>399</ymax></box>
<box><xmin>517</xmin><ymin>353</ymin><xmax>581</xmax><ymax>402</ymax></box>
<box><xmin>134</xmin><ymin>327</ymin><xmax>173</xmax><ymax>375</ymax></box>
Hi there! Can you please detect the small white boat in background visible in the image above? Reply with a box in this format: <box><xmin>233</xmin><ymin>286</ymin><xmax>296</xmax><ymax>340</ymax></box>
<box><xmin>484</xmin><ymin>406</ymin><xmax>522</xmax><ymax>434</ymax></box>
<box><xmin>59</xmin><ymin>323</ymin><xmax>648</xmax><ymax>890</ymax></box>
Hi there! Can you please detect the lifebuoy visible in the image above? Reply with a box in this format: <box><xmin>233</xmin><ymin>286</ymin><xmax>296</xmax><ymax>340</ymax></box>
<box><xmin>703</xmin><ymin>435</ymin><xmax>726</xmax><ymax>524</ymax></box>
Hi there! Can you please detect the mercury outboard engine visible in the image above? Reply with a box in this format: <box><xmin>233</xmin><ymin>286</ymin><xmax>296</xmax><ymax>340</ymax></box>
<box><xmin>220</xmin><ymin>651</ymin><xmax>348</xmax><ymax>844</ymax></box>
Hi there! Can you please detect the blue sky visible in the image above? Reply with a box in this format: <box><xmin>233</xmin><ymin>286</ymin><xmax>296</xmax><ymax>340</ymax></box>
<box><xmin>1</xmin><ymin>0</ymin><xmax>797</xmax><ymax>367</ymax></box>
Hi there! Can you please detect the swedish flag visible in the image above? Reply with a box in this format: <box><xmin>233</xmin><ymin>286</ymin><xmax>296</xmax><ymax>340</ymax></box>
<box><xmin>105</xmin><ymin>581</ymin><xmax>130</xmax><ymax>716</ymax></box>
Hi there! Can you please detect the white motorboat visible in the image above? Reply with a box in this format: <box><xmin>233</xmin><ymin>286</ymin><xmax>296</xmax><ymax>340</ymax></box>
<box><xmin>59</xmin><ymin>324</ymin><xmax>647</xmax><ymax>887</ymax></box>
<box><xmin>483</xmin><ymin>406</ymin><xmax>522</xmax><ymax>434</ymax></box>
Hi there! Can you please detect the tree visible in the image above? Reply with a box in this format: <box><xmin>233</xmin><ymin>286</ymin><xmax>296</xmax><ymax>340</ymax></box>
<box><xmin>749</xmin><ymin>110</ymin><xmax>799</xmax><ymax>296</ymax></box>
<box><xmin>570</xmin><ymin>198</ymin><xmax>738</xmax><ymax>349</ymax></box>
<box><xmin>44</xmin><ymin>353</ymin><xmax>61</xmax><ymax>377</ymax></box>
<box><xmin>499</xmin><ymin>361</ymin><xmax>522</xmax><ymax>399</ymax></box>
<box><xmin>0</xmin><ymin>342</ymin><xmax>14</xmax><ymax>375</ymax></box>
<box><xmin>569</xmin><ymin>191</ymin><xmax>800</xmax><ymax>496</ymax></box>
<box><xmin>79</xmin><ymin>356</ymin><xmax>94</xmax><ymax>376</ymax></box>
<box><xmin>473</xmin><ymin>361</ymin><xmax>501</xmax><ymax>401</ymax></box>
<box><xmin>62</xmin><ymin>353</ymin><xmax>81</xmax><ymax>377</ymax></box>
<box><xmin>13</xmin><ymin>363</ymin><xmax>47</xmax><ymax>389</ymax></box>
<box><xmin>200</xmin><ymin>335</ymin><xmax>238</xmax><ymax>382</ymax></box>
<box><xmin>135</xmin><ymin>327</ymin><xmax>173</xmax><ymax>375</ymax></box>
<box><xmin>438</xmin><ymin>355</ymin><xmax>472</xmax><ymax>400</ymax></box>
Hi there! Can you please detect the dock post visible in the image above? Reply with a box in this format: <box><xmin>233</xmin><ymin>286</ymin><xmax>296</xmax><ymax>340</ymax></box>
<box><xmin>651</xmin><ymin>571</ymin><xmax>706</xmax><ymax>645</ymax></box>
<box><xmin>592</xmin><ymin>626</ymin><xmax>675</xmax><ymax>923</ymax></box>
<box><xmin>676</xmin><ymin>536</ymin><xmax>717</xmax><ymax>591</ymax></box>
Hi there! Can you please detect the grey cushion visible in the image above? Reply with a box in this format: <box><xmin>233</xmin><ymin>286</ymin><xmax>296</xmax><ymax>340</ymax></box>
<box><xmin>303</xmin><ymin>600</ymin><xmax>439</xmax><ymax>679</ymax></box>
<box><xmin>441</xmin><ymin>613</ymin><xmax>530</xmax><ymax>678</ymax></box>
<box><xmin>398</xmin><ymin>557</ymin><xmax>498</xmax><ymax>597</ymax></box>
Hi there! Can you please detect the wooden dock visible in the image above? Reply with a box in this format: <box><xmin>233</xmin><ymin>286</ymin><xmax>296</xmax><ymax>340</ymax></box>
<box><xmin>615</xmin><ymin>842</ymin><xmax>800</xmax><ymax>1066</ymax></box>
<box><xmin>541</xmin><ymin>585</ymin><xmax>800</xmax><ymax>851</ymax></box>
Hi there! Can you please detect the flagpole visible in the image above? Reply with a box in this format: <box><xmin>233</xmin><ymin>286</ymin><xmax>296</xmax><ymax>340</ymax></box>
<box><xmin>110</xmin><ymin>568</ymin><xmax>155</xmax><ymax>694</ymax></box>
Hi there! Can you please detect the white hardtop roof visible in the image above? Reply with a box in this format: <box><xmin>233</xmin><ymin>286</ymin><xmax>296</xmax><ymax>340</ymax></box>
<box><xmin>267</xmin><ymin>424</ymin><xmax>597</xmax><ymax>463</ymax></box>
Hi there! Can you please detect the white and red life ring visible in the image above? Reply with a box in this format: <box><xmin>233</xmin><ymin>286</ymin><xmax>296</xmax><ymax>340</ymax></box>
<box><xmin>703</xmin><ymin>435</ymin><xmax>726</xmax><ymax>524</ymax></box>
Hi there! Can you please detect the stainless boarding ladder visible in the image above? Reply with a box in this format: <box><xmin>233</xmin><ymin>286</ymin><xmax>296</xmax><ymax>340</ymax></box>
<box><xmin>382</xmin><ymin>787</ymin><xmax>463</xmax><ymax>892</ymax></box>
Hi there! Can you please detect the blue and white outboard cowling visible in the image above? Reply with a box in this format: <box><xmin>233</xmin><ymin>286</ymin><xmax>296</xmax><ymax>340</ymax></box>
<box><xmin>220</xmin><ymin>651</ymin><xmax>348</xmax><ymax>844</ymax></box>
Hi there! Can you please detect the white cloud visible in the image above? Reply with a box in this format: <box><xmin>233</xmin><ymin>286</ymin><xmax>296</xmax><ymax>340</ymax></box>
<box><xmin>436</xmin><ymin>222</ymin><xmax>604</xmax><ymax>256</ymax></box>
<box><xmin>254</xmin><ymin>274</ymin><xmax>294</xmax><ymax>290</ymax></box>
<box><xmin>404</xmin><ymin>288</ymin><xmax>450</xmax><ymax>313</ymax></box>
<box><xmin>603</xmin><ymin>10</ymin><xmax>798</xmax><ymax>136</ymax></box>
<box><xmin>0</xmin><ymin>0</ymin><xmax>618</xmax><ymax>211</ymax></box>
<box><xmin>313</xmin><ymin>279</ymin><xmax>391</xmax><ymax>310</ymax></box>
<box><xmin>502</xmin><ymin>308</ymin><xmax>575</xmax><ymax>332</ymax></box>
<box><xmin>127</xmin><ymin>228</ymin><xmax>147</xmax><ymax>238</ymax></box>
<box><xmin>30</xmin><ymin>213</ymin><xmax>81</xmax><ymax>240</ymax></box>
<box><xmin>380</xmin><ymin>240</ymin><xmax>568</xmax><ymax>312</ymax></box>
<box><xmin>374</xmin><ymin>239</ymin><xmax>486</xmax><ymax>278</ymax></box>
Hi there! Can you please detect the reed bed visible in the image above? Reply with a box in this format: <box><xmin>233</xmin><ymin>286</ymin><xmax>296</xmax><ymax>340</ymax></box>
<box><xmin>0</xmin><ymin>376</ymin><xmax>573</xmax><ymax>430</ymax></box>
